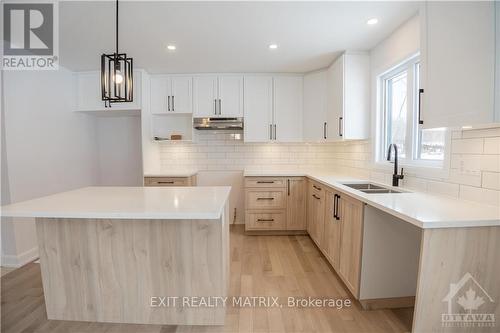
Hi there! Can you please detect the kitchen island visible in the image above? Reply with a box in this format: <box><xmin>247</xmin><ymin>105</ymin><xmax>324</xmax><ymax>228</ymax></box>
<box><xmin>1</xmin><ymin>186</ymin><xmax>231</xmax><ymax>326</ymax></box>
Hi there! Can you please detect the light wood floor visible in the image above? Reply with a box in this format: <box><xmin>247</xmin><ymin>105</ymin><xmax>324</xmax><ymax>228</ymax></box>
<box><xmin>1</xmin><ymin>225</ymin><xmax>413</xmax><ymax>333</ymax></box>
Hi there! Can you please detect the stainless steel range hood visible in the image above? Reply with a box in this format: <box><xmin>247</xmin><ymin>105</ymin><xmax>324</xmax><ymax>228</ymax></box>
<box><xmin>193</xmin><ymin>117</ymin><xmax>243</xmax><ymax>131</ymax></box>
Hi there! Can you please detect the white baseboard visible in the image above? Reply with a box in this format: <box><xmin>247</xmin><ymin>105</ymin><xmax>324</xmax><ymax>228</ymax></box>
<box><xmin>1</xmin><ymin>247</ymin><xmax>38</xmax><ymax>268</ymax></box>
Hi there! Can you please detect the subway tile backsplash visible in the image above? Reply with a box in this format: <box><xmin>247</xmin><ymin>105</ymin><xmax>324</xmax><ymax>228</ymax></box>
<box><xmin>159</xmin><ymin>127</ymin><xmax>500</xmax><ymax>206</ymax></box>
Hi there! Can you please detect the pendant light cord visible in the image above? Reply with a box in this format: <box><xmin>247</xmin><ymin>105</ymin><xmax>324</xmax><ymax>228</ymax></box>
<box><xmin>115</xmin><ymin>0</ymin><xmax>119</xmax><ymax>55</ymax></box>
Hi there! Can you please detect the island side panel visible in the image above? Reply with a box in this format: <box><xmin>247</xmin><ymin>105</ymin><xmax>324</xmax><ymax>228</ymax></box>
<box><xmin>412</xmin><ymin>226</ymin><xmax>500</xmax><ymax>333</ymax></box>
<box><xmin>36</xmin><ymin>215</ymin><xmax>229</xmax><ymax>325</ymax></box>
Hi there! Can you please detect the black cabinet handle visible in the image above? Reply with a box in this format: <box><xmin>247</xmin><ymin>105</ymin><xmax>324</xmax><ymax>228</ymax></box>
<box><xmin>333</xmin><ymin>194</ymin><xmax>338</xmax><ymax>219</ymax></box>
<box><xmin>312</xmin><ymin>194</ymin><xmax>320</xmax><ymax>200</ymax></box>
<box><xmin>287</xmin><ymin>179</ymin><xmax>290</xmax><ymax>196</ymax></box>
<box><xmin>335</xmin><ymin>194</ymin><xmax>340</xmax><ymax>220</ymax></box>
<box><xmin>313</xmin><ymin>185</ymin><xmax>321</xmax><ymax>191</ymax></box>
<box><xmin>339</xmin><ymin>117</ymin><xmax>343</xmax><ymax>137</ymax></box>
<box><xmin>214</xmin><ymin>99</ymin><xmax>217</xmax><ymax>115</ymax></box>
<box><xmin>257</xmin><ymin>219</ymin><xmax>274</xmax><ymax>222</ymax></box>
<box><xmin>167</xmin><ymin>96</ymin><xmax>171</xmax><ymax>111</ymax></box>
<box><xmin>218</xmin><ymin>99</ymin><xmax>222</xmax><ymax>115</ymax></box>
<box><xmin>172</xmin><ymin>95</ymin><xmax>175</xmax><ymax>111</ymax></box>
<box><xmin>257</xmin><ymin>197</ymin><xmax>274</xmax><ymax>200</ymax></box>
<box><xmin>418</xmin><ymin>88</ymin><xmax>424</xmax><ymax>125</ymax></box>
<box><xmin>157</xmin><ymin>181</ymin><xmax>174</xmax><ymax>184</ymax></box>
<box><xmin>270</xmin><ymin>124</ymin><xmax>273</xmax><ymax>140</ymax></box>
<box><xmin>256</xmin><ymin>181</ymin><xmax>274</xmax><ymax>184</ymax></box>
<box><xmin>323</xmin><ymin>122</ymin><xmax>327</xmax><ymax>139</ymax></box>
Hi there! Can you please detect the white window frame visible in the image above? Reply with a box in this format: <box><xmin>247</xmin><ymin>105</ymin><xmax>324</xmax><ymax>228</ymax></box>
<box><xmin>375</xmin><ymin>54</ymin><xmax>448</xmax><ymax>171</ymax></box>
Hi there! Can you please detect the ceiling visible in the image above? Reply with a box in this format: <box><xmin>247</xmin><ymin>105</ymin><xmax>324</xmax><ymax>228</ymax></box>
<box><xmin>59</xmin><ymin>1</ymin><xmax>420</xmax><ymax>73</ymax></box>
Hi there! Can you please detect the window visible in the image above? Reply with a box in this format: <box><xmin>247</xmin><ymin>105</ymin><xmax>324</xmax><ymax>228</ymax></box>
<box><xmin>379</xmin><ymin>55</ymin><xmax>445</xmax><ymax>166</ymax></box>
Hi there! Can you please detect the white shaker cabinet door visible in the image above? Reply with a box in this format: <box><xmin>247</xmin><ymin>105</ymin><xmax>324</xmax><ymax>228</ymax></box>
<box><xmin>303</xmin><ymin>70</ymin><xmax>328</xmax><ymax>141</ymax></box>
<box><xmin>420</xmin><ymin>1</ymin><xmax>495</xmax><ymax>128</ymax></box>
<box><xmin>244</xmin><ymin>76</ymin><xmax>273</xmax><ymax>142</ymax></box>
<box><xmin>170</xmin><ymin>76</ymin><xmax>192</xmax><ymax>114</ymax></box>
<box><xmin>150</xmin><ymin>76</ymin><xmax>169</xmax><ymax>114</ymax></box>
<box><xmin>273</xmin><ymin>76</ymin><xmax>303</xmax><ymax>142</ymax></box>
<box><xmin>218</xmin><ymin>75</ymin><xmax>244</xmax><ymax>117</ymax></box>
<box><xmin>193</xmin><ymin>76</ymin><xmax>218</xmax><ymax>117</ymax></box>
<box><xmin>326</xmin><ymin>56</ymin><xmax>344</xmax><ymax>141</ymax></box>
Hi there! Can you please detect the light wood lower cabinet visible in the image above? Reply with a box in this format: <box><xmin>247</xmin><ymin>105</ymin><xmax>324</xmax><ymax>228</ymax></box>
<box><xmin>244</xmin><ymin>177</ymin><xmax>306</xmax><ymax>232</ymax></box>
<box><xmin>323</xmin><ymin>190</ymin><xmax>342</xmax><ymax>271</ymax></box>
<box><xmin>307</xmin><ymin>180</ymin><xmax>326</xmax><ymax>247</ymax></box>
<box><xmin>144</xmin><ymin>176</ymin><xmax>196</xmax><ymax>186</ymax></box>
<box><xmin>286</xmin><ymin>178</ymin><xmax>307</xmax><ymax>230</ymax></box>
<box><xmin>245</xmin><ymin>210</ymin><xmax>286</xmax><ymax>230</ymax></box>
<box><xmin>338</xmin><ymin>193</ymin><xmax>364</xmax><ymax>298</ymax></box>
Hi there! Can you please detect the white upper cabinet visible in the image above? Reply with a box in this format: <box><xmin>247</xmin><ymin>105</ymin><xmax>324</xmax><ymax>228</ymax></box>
<box><xmin>273</xmin><ymin>76</ymin><xmax>303</xmax><ymax>142</ymax></box>
<box><xmin>76</xmin><ymin>71</ymin><xmax>141</xmax><ymax>111</ymax></box>
<box><xmin>303</xmin><ymin>70</ymin><xmax>327</xmax><ymax>141</ymax></box>
<box><xmin>325</xmin><ymin>53</ymin><xmax>370</xmax><ymax>141</ymax></box>
<box><xmin>218</xmin><ymin>76</ymin><xmax>244</xmax><ymax>117</ymax></box>
<box><xmin>420</xmin><ymin>2</ymin><xmax>496</xmax><ymax>128</ymax></box>
<box><xmin>150</xmin><ymin>76</ymin><xmax>192</xmax><ymax>114</ymax></box>
<box><xmin>244</xmin><ymin>76</ymin><xmax>273</xmax><ymax>142</ymax></box>
<box><xmin>193</xmin><ymin>76</ymin><xmax>218</xmax><ymax>117</ymax></box>
<box><xmin>193</xmin><ymin>75</ymin><xmax>243</xmax><ymax>117</ymax></box>
<box><xmin>243</xmin><ymin>75</ymin><xmax>303</xmax><ymax>142</ymax></box>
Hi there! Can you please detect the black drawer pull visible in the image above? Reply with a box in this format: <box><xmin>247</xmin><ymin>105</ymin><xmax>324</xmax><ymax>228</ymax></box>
<box><xmin>257</xmin><ymin>197</ymin><xmax>274</xmax><ymax>200</ymax></box>
<box><xmin>257</xmin><ymin>219</ymin><xmax>275</xmax><ymax>222</ymax></box>
<box><xmin>312</xmin><ymin>194</ymin><xmax>320</xmax><ymax>200</ymax></box>
<box><xmin>257</xmin><ymin>181</ymin><xmax>275</xmax><ymax>184</ymax></box>
<box><xmin>157</xmin><ymin>181</ymin><xmax>175</xmax><ymax>184</ymax></box>
<box><xmin>313</xmin><ymin>185</ymin><xmax>321</xmax><ymax>191</ymax></box>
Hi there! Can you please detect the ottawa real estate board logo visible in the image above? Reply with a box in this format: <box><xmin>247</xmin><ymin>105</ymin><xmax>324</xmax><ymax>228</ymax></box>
<box><xmin>2</xmin><ymin>1</ymin><xmax>59</xmax><ymax>70</ymax></box>
<box><xmin>442</xmin><ymin>272</ymin><xmax>495</xmax><ymax>328</ymax></box>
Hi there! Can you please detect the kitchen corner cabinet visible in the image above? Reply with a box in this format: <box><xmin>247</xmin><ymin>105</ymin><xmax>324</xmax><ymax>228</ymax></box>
<box><xmin>150</xmin><ymin>76</ymin><xmax>192</xmax><ymax>114</ymax></box>
<box><xmin>307</xmin><ymin>180</ymin><xmax>325</xmax><ymax>247</ymax></box>
<box><xmin>420</xmin><ymin>2</ymin><xmax>496</xmax><ymax>128</ymax></box>
<box><xmin>325</xmin><ymin>53</ymin><xmax>369</xmax><ymax>141</ymax></box>
<box><xmin>193</xmin><ymin>75</ymin><xmax>243</xmax><ymax>118</ymax></box>
<box><xmin>303</xmin><ymin>70</ymin><xmax>328</xmax><ymax>141</ymax></box>
<box><xmin>338</xmin><ymin>193</ymin><xmax>364</xmax><ymax>298</ymax></box>
<box><xmin>243</xmin><ymin>75</ymin><xmax>303</xmax><ymax>143</ymax></box>
<box><xmin>244</xmin><ymin>177</ymin><xmax>307</xmax><ymax>232</ymax></box>
<box><xmin>76</xmin><ymin>71</ymin><xmax>142</xmax><ymax>111</ymax></box>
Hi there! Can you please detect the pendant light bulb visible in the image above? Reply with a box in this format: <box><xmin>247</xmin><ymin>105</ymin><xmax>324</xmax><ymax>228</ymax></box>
<box><xmin>114</xmin><ymin>70</ymin><xmax>124</xmax><ymax>84</ymax></box>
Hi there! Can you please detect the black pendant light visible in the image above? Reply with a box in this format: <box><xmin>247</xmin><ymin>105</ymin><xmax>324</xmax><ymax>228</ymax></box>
<box><xmin>101</xmin><ymin>0</ymin><xmax>133</xmax><ymax>107</ymax></box>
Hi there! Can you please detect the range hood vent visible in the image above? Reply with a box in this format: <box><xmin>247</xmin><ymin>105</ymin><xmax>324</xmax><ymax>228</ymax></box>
<box><xmin>194</xmin><ymin>117</ymin><xmax>243</xmax><ymax>131</ymax></box>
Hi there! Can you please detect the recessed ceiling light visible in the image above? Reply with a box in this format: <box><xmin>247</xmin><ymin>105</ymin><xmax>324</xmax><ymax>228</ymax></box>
<box><xmin>366</xmin><ymin>18</ymin><xmax>378</xmax><ymax>25</ymax></box>
<box><xmin>167</xmin><ymin>45</ymin><xmax>176</xmax><ymax>51</ymax></box>
<box><xmin>268</xmin><ymin>44</ymin><xmax>278</xmax><ymax>50</ymax></box>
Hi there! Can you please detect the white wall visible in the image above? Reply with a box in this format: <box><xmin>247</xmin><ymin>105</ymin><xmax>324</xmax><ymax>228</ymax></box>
<box><xmin>1</xmin><ymin>68</ymin><xmax>99</xmax><ymax>267</ymax></box>
<box><xmin>370</xmin><ymin>14</ymin><xmax>420</xmax><ymax>162</ymax></box>
<box><xmin>96</xmin><ymin>116</ymin><xmax>143</xmax><ymax>186</ymax></box>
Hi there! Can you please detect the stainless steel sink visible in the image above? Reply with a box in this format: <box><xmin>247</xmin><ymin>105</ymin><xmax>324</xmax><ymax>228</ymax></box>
<box><xmin>342</xmin><ymin>183</ymin><xmax>404</xmax><ymax>194</ymax></box>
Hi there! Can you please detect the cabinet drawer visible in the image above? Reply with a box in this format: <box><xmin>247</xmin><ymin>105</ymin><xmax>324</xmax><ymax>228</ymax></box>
<box><xmin>309</xmin><ymin>180</ymin><xmax>324</xmax><ymax>195</ymax></box>
<box><xmin>245</xmin><ymin>177</ymin><xmax>286</xmax><ymax>188</ymax></box>
<box><xmin>245</xmin><ymin>189</ymin><xmax>286</xmax><ymax>209</ymax></box>
<box><xmin>245</xmin><ymin>210</ymin><xmax>286</xmax><ymax>230</ymax></box>
<box><xmin>144</xmin><ymin>177</ymin><xmax>188</xmax><ymax>187</ymax></box>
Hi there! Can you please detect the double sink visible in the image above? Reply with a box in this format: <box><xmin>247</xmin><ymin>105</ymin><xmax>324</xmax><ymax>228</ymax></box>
<box><xmin>342</xmin><ymin>183</ymin><xmax>404</xmax><ymax>194</ymax></box>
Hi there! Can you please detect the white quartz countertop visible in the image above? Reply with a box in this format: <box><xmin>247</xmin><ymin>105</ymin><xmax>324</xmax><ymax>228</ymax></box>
<box><xmin>0</xmin><ymin>186</ymin><xmax>231</xmax><ymax>220</ymax></box>
<box><xmin>144</xmin><ymin>170</ymin><xmax>198</xmax><ymax>177</ymax></box>
<box><xmin>244</xmin><ymin>170</ymin><xmax>500</xmax><ymax>229</ymax></box>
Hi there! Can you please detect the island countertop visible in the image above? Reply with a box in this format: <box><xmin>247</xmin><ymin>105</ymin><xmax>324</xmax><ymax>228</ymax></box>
<box><xmin>0</xmin><ymin>186</ymin><xmax>231</xmax><ymax>220</ymax></box>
